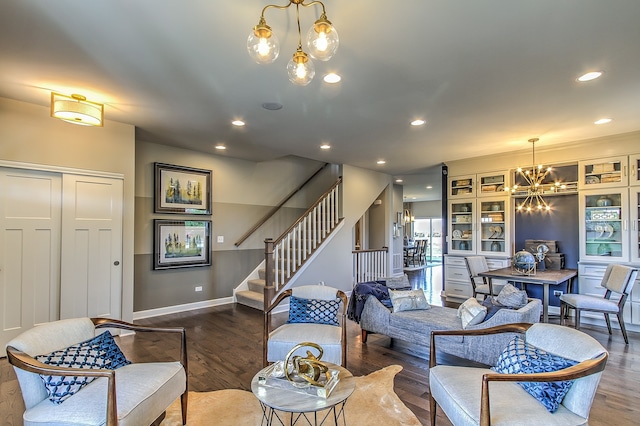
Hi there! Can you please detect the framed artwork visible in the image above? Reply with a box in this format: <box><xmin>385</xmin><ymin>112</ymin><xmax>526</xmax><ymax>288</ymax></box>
<box><xmin>155</xmin><ymin>163</ymin><xmax>211</xmax><ymax>214</ymax></box>
<box><xmin>154</xmin><ymin>219</ymin><xmax>211</xmax><ymax>269</ymax></box>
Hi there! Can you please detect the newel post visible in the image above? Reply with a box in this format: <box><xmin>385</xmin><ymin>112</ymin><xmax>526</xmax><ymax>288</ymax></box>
<box><xmin>263</xmin><ymin>238</ymin><xmax>275</xmax><ymax>366</ymax></box>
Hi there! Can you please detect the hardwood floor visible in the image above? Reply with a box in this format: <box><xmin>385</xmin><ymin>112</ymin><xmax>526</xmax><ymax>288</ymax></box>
<box><xmin>1</xmin><ymin>268</ymin><xmax>638</xmax><ymax>425</ymax></box>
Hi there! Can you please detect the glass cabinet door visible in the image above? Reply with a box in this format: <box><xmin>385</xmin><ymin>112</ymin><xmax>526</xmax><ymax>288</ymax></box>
<box><xmin>478</xmin><ymin>198</ymin><xmax>509</xmax><ymax>256</ymax></box>
<box><xmin>449</xmin><ymin>175</ymin><xmax>475</xmax><ymax>199</ymax></box>
<box><xmin>580</xmin><ymin>189</ymin><xmax>629</xmax><ymax>261</ymax></box>
<box><xmin>631</xmin><ymin>189</ymin><xmax>640</xmax><ymax>263</ymax></box>
<box><xmin>449</xmin><ymin>200</ymin><xmax>474</xmax><ymax>254</ymax></box>
<box><xmin>477</xmin><ymin>171</ymin><xmax>509</xmax><ymax>197</ymax></box>
<box><xmin>630</xmin><ymin>154</ymin><xmax>640</xmax><ymax>187</ymax></box>
<box><xmin>578</xmin><ymin>156</ymin><xmax>628</xmax><ymax>189</ymax></box>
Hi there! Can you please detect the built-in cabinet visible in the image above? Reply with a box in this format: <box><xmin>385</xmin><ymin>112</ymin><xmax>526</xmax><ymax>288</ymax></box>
<box><xmin>446</xmin><ymin>171</ymin><xmax>512</xmax><ymax>302</ymax></box>
<box><xmin>444</xmin><ymin>255</ymin><xmax>511</xmax><ymax>301</ymax></box>
<box><xmin>577</xmin><ymin>154</ymin><xmax>640</xmax><ymax>330</ymax></box>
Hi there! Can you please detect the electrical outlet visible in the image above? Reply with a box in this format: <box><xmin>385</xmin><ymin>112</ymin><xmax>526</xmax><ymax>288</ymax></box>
<box><xmin>217</xmin><ymin>235</ymin><xmax>224</xmax><ymax>243</ymax></box>
<box><xmin>195</xmin><ymin>286</ymin><xmax>203</xmax><ymax>292</ymax></box>
<box><xmin>553</xmin><ymin>290</ymin><xmax>563</xmax><ymax>297</ymax></box>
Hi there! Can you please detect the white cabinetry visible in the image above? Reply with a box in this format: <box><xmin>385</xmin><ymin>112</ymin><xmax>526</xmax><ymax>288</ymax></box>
<box><xmin>630</xmin><ymin>154</ymin><xmax>640</xmax><ymax>187</ymax></box>
<box><xmin>444</xmin><ymin>255</ymin><xmax>511</xmax><ymax>302</ymax></box>
<box><xmin>449</xmin><ymin>197</ymin><xmax>511</xmax><ymax>257</ymax></box>
<box><xmin>449</xmin><ymin>171</ymin><xmax>509</xmax><ymax>200</ymax></box>
<box><xmin>579</xmin><ymin>189</ymin><xmax>629</xmax><ymax>261</ymax></box>
<box><xmin>578</xmin><ymin>156</ymin><xmax>629</xmax><ymax>190</ymax></box>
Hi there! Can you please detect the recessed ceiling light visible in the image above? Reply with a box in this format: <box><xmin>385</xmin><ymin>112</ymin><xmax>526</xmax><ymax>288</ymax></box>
<box><xmin>215</xmin><ymin>144</ymin><xmax>226</xmax><ymax>150</ymax></box>
<box><xmin>594</xmin><ymin>118</ymin><xmax>612</xmax><ymax>125</ymax></box>
<box><xmin>426</xmin><ymin>185</ymin><xmax>432</xmax><ymax>189</ymax></box>
<box><xmin>323</xmin><ymin>73</ymin><xmax>341</xmax><ymax>84</ymax></box>
<box><xmin>395</xmin><ymin>179</ymin><xmax>403</xmax><ymax>183</ymax></box>
<box><xmin>411</xmin><ymin>119</ymin><xmax>426</xmax><ymax>126</ymax></box>
<box><xmin>577</xmin><ymin>71</ymin><xmax>603</xmax><ymax>82</ymax></box>
<box><xmin>231</xmin><ymin>119</ymin><xmax>245</xmax><ymax>126</ymax></box>
<box><xmin>262</xmin><ymin>102</ymin><xmax>283</xmax><ymax>110</ymax></box>
<box><xmin>412</xmin><ymin>197</ymin><xmax>416</xmax><ymax>200</ymax></box>
<box><xmin>377</xmin><ymin>160</ymin><xmax>386</xmax><ymax>165</ymax></box>
<box><xmin>320</xmin><ymin>143</ymin><xmax>331</xmax><ymax>150</ymax></box>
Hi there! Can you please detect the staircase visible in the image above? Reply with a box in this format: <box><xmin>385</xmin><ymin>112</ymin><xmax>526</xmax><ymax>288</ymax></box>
<box><xmin>235</xmin><ymin>267</ymin><xmax>267</xmax><ymax>310</ymax></box>
<box><xmin>235</xmin><ymin>178</ymin><xmax>343</xmax><ymax>311</ymax></box>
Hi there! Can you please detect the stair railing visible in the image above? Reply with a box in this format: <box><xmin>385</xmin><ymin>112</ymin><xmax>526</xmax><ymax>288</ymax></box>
<box><xmin>352</xmin><ymin>248</ymin><xmax>388</xmax><ymax>284</ymax></box>
<box><xmin>264</xmin><ymin>177</ymin><xmax>342</xmax><ymax>309</ymax></box>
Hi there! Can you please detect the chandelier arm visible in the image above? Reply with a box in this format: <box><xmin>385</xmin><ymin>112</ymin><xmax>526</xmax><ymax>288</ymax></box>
<box><xmin>300</xmin><ymin>0</ymin><xmax>327</xmax><ymax>14</ymax></box>
<box><xmin>295</xmin><ymin>3</ymin><xmax>303</xmax><ymax>49</ymax></box>
<box><xmin>261</xmin><ymin>2</ymin><xmax>294</xmax><ymax>19</ymax></box>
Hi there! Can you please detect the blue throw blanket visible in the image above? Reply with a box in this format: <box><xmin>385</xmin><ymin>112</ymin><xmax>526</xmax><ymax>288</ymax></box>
<box><xmin>347</xmin><ymin>282</ymin><xmax>393</xmax><ymax>324</ymax></box>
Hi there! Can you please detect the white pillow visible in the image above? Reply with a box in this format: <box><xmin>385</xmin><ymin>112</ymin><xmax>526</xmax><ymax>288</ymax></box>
<box><xmin>389</xmin><ymin>289</ymin><xmax>430</xmax><ymax>312</ymax></box>
<box><xmin>457</xmin><ymin>297</ymin><xmax>487</xmax><ymax>329</ymax></box>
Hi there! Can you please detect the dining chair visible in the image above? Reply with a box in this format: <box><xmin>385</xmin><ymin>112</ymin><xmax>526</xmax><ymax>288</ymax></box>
<box><xmin>464</xmin><ymin>256</ymin><xmax>497</xmax><ymax>300</ymax></box>
<box><xmin>560</xmin><ymin>264</ymin><xmax>638</xmax><ymax>344</ymax></box>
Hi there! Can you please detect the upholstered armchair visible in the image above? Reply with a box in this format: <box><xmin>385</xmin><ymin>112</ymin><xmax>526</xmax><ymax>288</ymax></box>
<box><xmin>6</xmin><ymin>317</ymin><xmax>188</xmax><ymax>426</ymax></box>
<box><xmin>429</xmin><ymin>323</ymin><xmax>607</xmax><ymax>426</ymax></box>
<box><xmin>264</xmin><ymin>284</ymin><xmax>348</xmax><ymax>367</ymax></box>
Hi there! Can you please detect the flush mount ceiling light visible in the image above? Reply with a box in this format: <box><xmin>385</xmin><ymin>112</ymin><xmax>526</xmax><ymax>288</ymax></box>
<box><xmin>50</xmin><ymin>93</ymin><xmax>103</xmax><ymax>127</ymax></box>
<box><xmin>506</xmin><ymin>138</ymin><xmax>562</xmax><ymax>213</ymax></box>
<box><xmin>247</xmin><ymin>0</ymin><xmax>339</xmax><ymax>86</ymax></box>
<box><xmin>577</xmin><ymin>71</ymin><xmax>603</xmax><ymax>82</ymax></box>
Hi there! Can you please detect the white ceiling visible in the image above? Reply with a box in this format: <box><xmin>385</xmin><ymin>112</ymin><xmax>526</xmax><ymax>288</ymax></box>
<box><xmin>2</xmin><ymin>1</ymin><xmax>639</xmax><ymax>202</ymax></box>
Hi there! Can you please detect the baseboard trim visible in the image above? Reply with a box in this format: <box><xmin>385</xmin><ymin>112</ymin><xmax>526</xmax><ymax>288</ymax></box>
<box><xmin>133</xmin><ymin>297</ymin><xmax>234</xmax><ymax>320</ymax></box>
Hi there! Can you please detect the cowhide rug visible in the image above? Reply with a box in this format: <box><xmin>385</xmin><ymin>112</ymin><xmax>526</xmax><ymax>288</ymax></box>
<box><xmin>161</xmin><ymin>364</ymin><xmax>421</xmax><ymax>425</ymax></box>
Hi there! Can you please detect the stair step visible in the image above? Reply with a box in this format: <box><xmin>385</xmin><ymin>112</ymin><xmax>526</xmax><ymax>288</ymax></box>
<box><xmin>248</xmin><ymin>278</ymin><xmax>265</xmax><ymax>293</ymax></box>
<box><xmin>236</xmin><ymin>290</ymin><xmax>264</xmax><ymax>311</ymax></box>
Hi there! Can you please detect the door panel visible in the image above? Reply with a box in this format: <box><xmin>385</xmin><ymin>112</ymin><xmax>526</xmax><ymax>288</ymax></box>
<box><xmin>60</xmin><ymin>175</ymin><xmax>123</xmax><ymax>319</ymax></box>
<box><xmin>0</xmin><ymin>169</ymin><xmax>61</xmax><ymax>355</ymax></box>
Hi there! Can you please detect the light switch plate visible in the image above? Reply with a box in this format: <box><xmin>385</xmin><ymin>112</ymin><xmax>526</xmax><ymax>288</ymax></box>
<box><xmin>217</xmin><ymin>236</ymin><xmax>224</xmax><ymax>243</ymax></box>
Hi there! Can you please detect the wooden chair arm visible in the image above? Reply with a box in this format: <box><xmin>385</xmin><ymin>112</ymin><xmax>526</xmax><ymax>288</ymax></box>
<box><xmin>91</xmin><ymin>317</ymin><xmax>188</xmax><ymax>395</ymax></box>
<box><xmin>429</xmin><ymin>323</ymin><xmax>533</xmax><ymax>368</ymax></box>
<box><xmin>479</xmin><ymin>352</ymin><xmax>608</xmax><ymax>426</ymax></box>
<box><xmin>6</xmin><ymin>345</ymin><xmax>118</xmax><ymax>426</ymax></box>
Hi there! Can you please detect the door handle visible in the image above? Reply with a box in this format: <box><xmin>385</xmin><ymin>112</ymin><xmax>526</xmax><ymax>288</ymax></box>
<box><xmin>114</xmin><ymin>261</ymin><xmax>120</xmax><ymax>266</ymax></box>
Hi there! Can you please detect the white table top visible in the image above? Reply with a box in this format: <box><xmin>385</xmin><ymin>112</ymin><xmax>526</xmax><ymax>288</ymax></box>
<box><xmin>251</xmin><ymin>363</ymin><xmax>355</xmax><ymax>413</ymax></box>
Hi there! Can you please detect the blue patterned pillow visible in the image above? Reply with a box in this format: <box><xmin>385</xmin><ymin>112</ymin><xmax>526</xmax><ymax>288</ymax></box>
<box><xmin>493</xmin><ymin>336</ymin><xmax>578</xmax><ymax>412</ymax></box>
<box><xmin>287</xmin><ymin>296</ymin><xmax>340</xmax><ymax>326</ymax></box>
<box><xmin>35</xmin><ymin>331</ymin><xmax>131</xmax><ymax>404</ymax></box>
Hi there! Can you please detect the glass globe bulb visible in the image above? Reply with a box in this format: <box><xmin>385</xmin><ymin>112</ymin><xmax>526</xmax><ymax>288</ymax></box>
<box><xmin>287</xmin><ymin>51</ymin><xmax>315</xmax><ymax>86</ymax></box>
<box><xmin>247</xmin><ymin>27</ymin><xmax>279</xmax><ymax>64</ymax></box>
<box><xmin>306</xmin><ymin>20</ymin><xmax>339</xmax><ymax>61</ymax></box>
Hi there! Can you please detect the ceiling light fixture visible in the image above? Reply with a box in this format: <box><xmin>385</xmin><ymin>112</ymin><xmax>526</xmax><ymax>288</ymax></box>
<box><xmin>232</xmin><ymin>119</ymin><xmax>246</xmax><ymax>126</ymax></box>
<box><xmin>411</xmin><ymin>119</ymin><xmax>426</xmax><ymax>126</ymax></box>
<box><xmin>377</xmin><ymin>160</ymin><xmax>386</xmax><ymax>165</ymax></box>
<box><xmin>506</xmin><ymin>138</ymin><xmax>556</xmax><ymax>212</ymax></box>
<box><xmin>320</xmin><ymin>143</ymin><xmax>331</xmax><ymax>149</ymax></box>
<box><xmin>577</xmin><ymin>71</ymin><xmax>602</xmax><ymax>82</ymax></box>
<box><xmin>215</xmin><ymin>144</ymin><xmax>226</xmax><ymax>150</ymax></box>
<box><xmin>247</xmin><ymin>0</ymin><xmax>339</xmax><ymax>86</ymax></box>
<box><xmin>50</xmin><ymin>93</ymin><xmax>103</xmax><ymax>127</ymax></box>
<box><xmin>594</xmin><ymin>118</ymin><xmax>612</xmax><ymax>125</ymax></box>
<box><xmin>323</xmin><ymin>73</ymin><xmax>341</xmax><ymax>84</ymax></box>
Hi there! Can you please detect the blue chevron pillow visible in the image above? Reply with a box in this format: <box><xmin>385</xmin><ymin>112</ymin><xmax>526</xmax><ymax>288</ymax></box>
<box><xmin>36</xmin><ymin>331</ymin><xmax>130</xmax><ymax>404</ymax></box>
<box><xmin>287</xmin><ymin>296</ymin><xmax>340</xmax><ymax>326</ymax></box>
<box><xmin>493</xmin><ymin>336</ymin><xmax>578</xmax><ymax>412</ymax></box>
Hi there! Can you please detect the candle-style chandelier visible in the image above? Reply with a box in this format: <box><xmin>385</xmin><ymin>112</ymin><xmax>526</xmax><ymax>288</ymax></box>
<box><xmin>247</xmin><ymin>0</ymin><xmax>339</xmax><ymax>86</ymax></box>
<box><xmin>506</xmin><ymin>138</ymin><xmax>564</xmax><ymax>212</ymax></box>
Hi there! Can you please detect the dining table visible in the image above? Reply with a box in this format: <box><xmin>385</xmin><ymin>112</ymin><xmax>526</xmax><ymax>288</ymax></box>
<box><xmin>478</xmin><ymin>267</ymin><xmax>578</xmax><ymax>323</ymax></box>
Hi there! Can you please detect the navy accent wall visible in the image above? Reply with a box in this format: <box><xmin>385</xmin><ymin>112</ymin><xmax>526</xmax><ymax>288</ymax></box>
<box><xmin>514</xmin><ymin>194</ymin><xmax>579</xmax><ymax>305</ymax></box>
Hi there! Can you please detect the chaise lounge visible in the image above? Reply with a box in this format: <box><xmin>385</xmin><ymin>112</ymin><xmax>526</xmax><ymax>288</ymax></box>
<box><xmin>359</xmin><ymin>293</ymin><xmax>542</xmax><ymax>366</ymax></box>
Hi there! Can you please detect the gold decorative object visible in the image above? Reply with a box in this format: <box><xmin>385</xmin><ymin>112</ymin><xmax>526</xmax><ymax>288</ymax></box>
<box><xmin>284</xmin><ymin>342</ymin><xmax>330</xmax><ymax>387</ymax></box>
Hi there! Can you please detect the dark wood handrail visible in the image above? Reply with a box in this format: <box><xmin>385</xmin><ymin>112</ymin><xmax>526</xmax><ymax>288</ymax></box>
<box><xmin>272</xmin><ymin>176</ymin><xmax>342</xmax><ymax>246</ymax></box>
<box><xmin>352</xmin><ymin>247</ymin><xmax>389</xmax><ymax>254</ymax></box>
<box><xmin>234</xmin><ymin>163</ymin><xmax>330</xmax><ymax>247</ymax></box>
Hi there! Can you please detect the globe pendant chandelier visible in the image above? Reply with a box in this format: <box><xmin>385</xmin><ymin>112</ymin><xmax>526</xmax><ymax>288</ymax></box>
<box><xmin>247</xmin><ymin>0</ymin><xmax>339</xmax><ymax>86</ymax></box>
<box><xmin>508</xmin><ymin>138</ymin><xmax>558</xmax><ymax>212</ymax></box>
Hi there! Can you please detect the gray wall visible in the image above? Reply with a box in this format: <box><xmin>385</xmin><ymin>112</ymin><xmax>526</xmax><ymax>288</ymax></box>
<box><xmin>134</xmin><ymin>140</ymin><xmax>338</xmax><ymax>311</ymax></box>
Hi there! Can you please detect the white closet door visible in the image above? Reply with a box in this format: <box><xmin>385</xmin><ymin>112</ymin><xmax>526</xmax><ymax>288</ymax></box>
<box><xmin>0</xmin><ymin>168</ymin><xmax>61</xmax><ymax>355</ymax></box>
<box><xmin>60</xmin><ymin>175</ymin><xmax>123</xmax><ymax>320</ymax></box>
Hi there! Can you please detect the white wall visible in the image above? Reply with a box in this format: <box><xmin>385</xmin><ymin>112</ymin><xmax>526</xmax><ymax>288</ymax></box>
<box><xmin>0</xmin><ymin>97</ymin><xmax>136</xmax><ymax>322</ymax></box>
<box><xmin>295</xmin><ymin>164</ymin><xmax>393</xmax><ymax>291</ymax></box>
